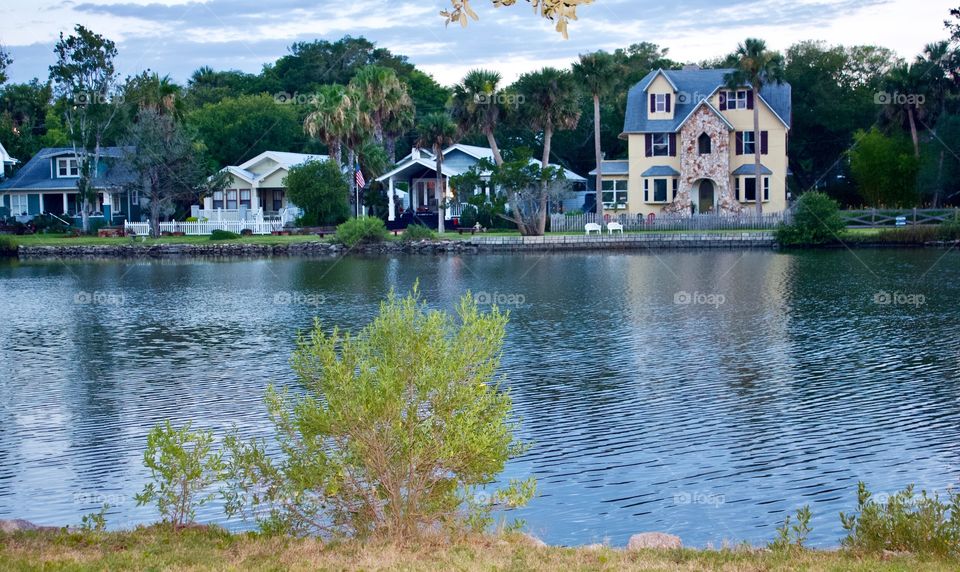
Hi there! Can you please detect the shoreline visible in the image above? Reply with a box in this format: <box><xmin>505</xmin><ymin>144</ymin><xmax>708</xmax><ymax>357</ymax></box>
<box><xmin>4</xmin><ymin>232</ymin><xmax>948</xmax><ymax>260</ymax></box>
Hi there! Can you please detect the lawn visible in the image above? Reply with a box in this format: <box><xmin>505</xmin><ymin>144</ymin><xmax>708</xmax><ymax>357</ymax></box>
<box><xmin>0</xmin><ymin>527</ymin><xmax>954</xmax><ymax>571</ymax></box>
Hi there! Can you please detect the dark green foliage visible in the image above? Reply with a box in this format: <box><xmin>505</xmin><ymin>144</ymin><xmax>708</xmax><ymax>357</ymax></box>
<box><xmin>284</xmin><ymin>160</ymin><xmax>350</xmax><ymax>226</ymax></box>
<box><xmin>775</xmin><ymin>192</ymin><xmax>846</xmax><ymax>245</ymax></box>
<box><xmin>400</xmin><ymin>223</ymin><xmax>435</xmax><ymax>242</ymax></box>
<box><xmin>0</xmin><ymin>235</ymin><xmax>17</xmax><ymax>256</ymax></box>
<box><xmin>840</xmin><ymin>482</ymin><xmax>960</xmax><ymax>558</ymax></box>
<box><xmin>210</xmin><ymin>229</ymin><xmax>241</xmax><ymax>240</ymax></box>
<box><xmin>334</xmin><ymin>217</ymin><xmax>388</xmax><ymax>247</ymax></box>
<box><xmin>188</xmin><ymin>94</ymin><xmax>304</xmax><ymax>167</ymax></box>
<box><xmin>849</xmin><ymin>128</ymin><xmax>921</xmax><ymax>207</ymax></box>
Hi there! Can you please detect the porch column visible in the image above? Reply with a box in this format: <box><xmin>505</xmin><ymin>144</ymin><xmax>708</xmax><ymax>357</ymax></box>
<box><xmin>62</xmin><ymin>192</ymin><xmax>68</xmax><ymax>213</ymax></box>
<box><xmin>445</xmin><ymin>176</ymin><xmax>453</xmax><ymax>220</ymax></box>
<box><xmin>387</xmin><ymin>176</ymin><xmax>396</xmax><ymax>221</ymax></box>
<box><xmin>412</xmin><ymin>180</ymin><xmax>418</xmax><ymax>211</ymax></box>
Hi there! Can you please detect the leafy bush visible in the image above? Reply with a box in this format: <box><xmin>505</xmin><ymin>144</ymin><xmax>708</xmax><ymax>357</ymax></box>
<box><xmin>871</xmin><ymin>226</ymin><xmax>941</xmax><ymax>244</ymax></box>
<box><xmin>285</xmin><ymin>159</ymin><xmax>350</xmax><ymax>226</ymax></box>
<box><xmin>401</xmin><ymin>223</ymin><xmax>436</xmax><ymax>242</ymax></box>
<box><xmin>334</xmin><ymin>217</ymin><xmax>388</xmax><ymax>247</ymax></box>
<box><xmin>210</xmin><ymin>229</ymin><xmax>241</xmax><ymax>240</ymax></box>
<box><xmin>938</xmin><ymin>217</ymin><xmax>960</xmax><ymax>241</ymax></box>
<box><xmin>221</xmin><ymin>288</ymin><xmax>534</xmax><ymax>539</ymax></box>
<box><xmin>775</xmin><ymin>192</ymin><xmax>846</xmax><ymax>246</ymax></box>
<box><xmin>135</xmin><ymin>421</ymin><xmax>224</xmax><ymax>530</ymax></box>
<box><xmin>459</xmin><ymin>204</ymin><xmax>479</xmax><ymax>229</ymax></box>
<box><xmin>185</xmin><ymin>216</ymin><xmax>199</xmax><ymax>222</ymax></box>
<box><xmin>840</xmin><ymin>482</ymin><xmax>960</xmax><ymax>557</ymax></box>
<box><xmin>770</xmin><ymin>505</ymin><xmax>812</xmax><ymax>552</ymax></box>
<box><xmin>0</xmin><ymin>235</ymin><xmax>17</xmax><ymax>256</ymax></box>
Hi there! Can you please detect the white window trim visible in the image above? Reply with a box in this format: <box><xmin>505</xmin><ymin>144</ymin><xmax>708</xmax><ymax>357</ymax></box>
<box><xmin>742</xmin><ymin>131</ymin><xmax>757</xmax><ymax>155</ymax></box>
<box><xmin>651</xmin><ymin>133</ymin><xmax>670</xmax><ymax>157</ymax></box>
<box><xmin>736</xmin><ymin>176</ymin><xmax>770</xmax><ymax>203</ymax></box>
<box><xmin>57</xmin><ymin>157</ymin><xmax>79</xmax><ymax>178</ymax></box>
<box><xmin>601</xmin><ymin>179</ymin><xmax>629</xmax><ymax>209</ymax></box>
<box><xmin>10</xmin><ymin>193</ymin><xmax>29</xmax><ymax>215</ymax></box>
<box><xmin>727</xmin><ymin>90</ymin><xmax>748</xmax><ymax>110</ymax></box>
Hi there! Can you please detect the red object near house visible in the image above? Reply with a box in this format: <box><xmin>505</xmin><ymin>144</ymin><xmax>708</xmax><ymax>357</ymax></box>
<box><xmin>647</xmin><ymin>213</ymin><xmax>656</xmax><ymax>225</ymax></box>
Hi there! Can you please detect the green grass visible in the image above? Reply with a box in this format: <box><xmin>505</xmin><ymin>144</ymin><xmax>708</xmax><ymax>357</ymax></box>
<box><xmin>1</xmin><ymin>526</ymin><xmax>956</xmax><ymax>571</ymax></box>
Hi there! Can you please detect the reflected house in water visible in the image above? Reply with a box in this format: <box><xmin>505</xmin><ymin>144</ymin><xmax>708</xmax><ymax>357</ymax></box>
<box><xmin>377</xmin><ymin>144</ymin><xmax>586</xmax><ymax>230</ymax></box>
<box><xmin>0</xmin><ymin>146</ymin><xmax>139</xmax><ymax>225</ymax></box>
<box><xmin>196</xmin><ymin>151</ymin><xmax>329</xmax><ymax>226</ymax></box>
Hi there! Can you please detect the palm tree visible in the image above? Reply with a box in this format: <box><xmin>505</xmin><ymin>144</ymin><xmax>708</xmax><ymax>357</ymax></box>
<box><xmin>349</xmin><ymin>65</ymin><xmax>415</xmax><ymax>161</ymax></box>
<box><xmin>725</xmin><ymin>38</ymin><xmax>785</xmax><ymax>216</ymax></box>
<box><xmin>514</xmin><ymin>67</ymin><xmax>582</xmax><ymax>233</ymax></box>
<box><xmin>572</xmin><ymin>51</ymin><xmax>616</xmax><ymax>222</ymax></box>
<box><xmin>304</xmin><ymin>84</ymin><xmax>352</xmax><ymax>167</ymax></box>
<box><xmin>414</xmin><ymin>113</ymin><xmax>458</xmax><ymax>234</ymax></box>
<box><xmin>882</xmin><ymin>62</ymin><xmax>928</xmax><ymax>158</ymax></box>
<box><xmin>449</xmin><ymin>69</ymin><xmax>506</xmax><ymax>166</ymax></box>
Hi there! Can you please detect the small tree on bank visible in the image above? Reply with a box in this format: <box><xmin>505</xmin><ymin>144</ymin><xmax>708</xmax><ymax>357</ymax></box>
<box><xmin>222</xmin><ymin>288</ymin><xmax>534</xmax><ymax>539</ymax></box>
<box><xmin>284</xmin><ymin>159</ymin><xmax>350</xmax><ymax>226</ymax></box>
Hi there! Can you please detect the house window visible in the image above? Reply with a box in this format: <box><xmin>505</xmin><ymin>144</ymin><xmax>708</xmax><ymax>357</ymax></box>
<box><xmin>726</xmin><ymin>90</ymin><xmax>748</xmax><ymax>110</ymax></box>
<box><xmin>273</xmin><ymin>192</ymin><xmax>284</xmax><ymax>212</ymax></box>
<box><xmin>601</xmin><ymin>179</ymin><xmax>628</xmax><ymax>208</ymax></box>
<box><xmin>742</xmin><ymin>132</ymin><xmax>756</xmax><ymax>154</ymax></box>
<box><xmin>226</xmin><ymin>190</ymin><xmax>238</xmax><ymax>210</ymax></box>
<box><xmin>57</xmin><ymin>158</ymin><xmax>79</xmax><ymax>178</ymax></box>
<box><xmin>240</xmin><ymin>189</ymin><xmax>251</xmax><ymax>208</ymax></box>
<box><xmin>130</xmin><ymin>190</ymin><xmax>139</xmax><ymax>206</ymax></box>
<box><xmin>10</xmin><ymin>194</ymin><xmax>28</xmax><ymax>215</ymax></box>
<box><xmin>654</xmin><ymin>93</ymin><xmax>667</xmax><ymax>113</ymax></box>
<box><xmin>653</xmin><ymin>179</ymin><xmax>668</xmax><ymax>202</ymax></box>
<box><xmin>213</xmin><ymin>190</ymin><xmax>224</xmax><ymax>209</ymax></box>
<box><xmin>651</xmin><ymin>133</ymin><xmax>670</xmax><ymax>157</ymax></box>
<box><xmin>738</xmin><ymin>177</ymin><xmax>770</xmax><ymax>202</ymax></box>
<box><xmin>698</xmin><ymin>133</ymin><xmax>712</xmax><ymax>155</ymax></box>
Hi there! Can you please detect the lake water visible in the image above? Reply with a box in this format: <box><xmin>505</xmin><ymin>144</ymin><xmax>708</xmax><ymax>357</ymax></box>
<box><xmin>1</xmin><ymin>249</ymin><xmax>958</xmax><ymax>548</ymax></box>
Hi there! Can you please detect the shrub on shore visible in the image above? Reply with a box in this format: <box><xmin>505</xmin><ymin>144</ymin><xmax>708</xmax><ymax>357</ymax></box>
<box><xmin>334</xmin><ymin>217</ymin><xmax>388</xmax><ymax>247</ymax></box>
<box><xmin>210</xmin><ymin>229</ymin><xmax>241</xmax><ymax>240</ymax></box>
<box><xmin>400</xmin><ymin>224</ymin><xmax>436</xmax><ymax>242</ymax></box>
<box><xmin>775</xmin><ymin>192</ymin><xmax>846</xmax><ymax>246</ymax></box>
<box><xmin>0</xmin><ymin>235</ymin><xmax>17</xmax><ymax>256</ymax></box>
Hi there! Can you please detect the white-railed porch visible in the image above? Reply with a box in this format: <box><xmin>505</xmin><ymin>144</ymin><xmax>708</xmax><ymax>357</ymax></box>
<box><xmin>124</xmin><ymin>220</ymin><xmax>285</xmax><ymax>235</ymax></box>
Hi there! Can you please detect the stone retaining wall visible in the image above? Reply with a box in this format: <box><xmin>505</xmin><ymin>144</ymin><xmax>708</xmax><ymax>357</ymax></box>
<box><xmin>469</xmin><ymin>232</ymin><xmax>775</xmax><ymax>251</ymax></box>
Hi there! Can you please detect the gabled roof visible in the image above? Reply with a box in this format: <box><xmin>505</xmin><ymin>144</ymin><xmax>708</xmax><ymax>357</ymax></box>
<box><xmin>223</xmin><ymin>151</ymin><xmax>329</xmax><ymax>185</ymax></box>
<box><xmin>0</xmin><ymin>147</ymin><xmax>135</xmax><ymax>192</ymax></box>
<box><xmin>588</xmin><ymin>160</ymin><xmax>630</xmax><ymax>176</ymax></box>
<box><xmin>676</xmin><ymin>98</ymin><xmax>734</xmax><ymax>131</ymax></box>
<box><xmin>0</xmin><ymin>142</ymin><xmax>18</xmax><ymax>166</ymax></box>
<box><xmin>623</xmin><ymin>68</ymin><xmax>792</xmax><ymax>135</ymax></box>
<box><xmin>378</xmin><ymin>144</ymin><xmax>585</xmax><ymax>183</ymax></box>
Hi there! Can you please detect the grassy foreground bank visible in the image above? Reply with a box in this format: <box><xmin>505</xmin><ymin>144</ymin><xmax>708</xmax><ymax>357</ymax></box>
<box><xmin>0</xmin><ymin>527</ymin><xmax>954</xmax><ymax>571</ymax></box>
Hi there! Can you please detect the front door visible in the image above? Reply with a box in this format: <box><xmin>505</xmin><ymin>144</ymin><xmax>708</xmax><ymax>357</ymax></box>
<box><xmin>697</xmin><ymin>180</ymin><xmax>715</xmax><ymax>213</ymax></box>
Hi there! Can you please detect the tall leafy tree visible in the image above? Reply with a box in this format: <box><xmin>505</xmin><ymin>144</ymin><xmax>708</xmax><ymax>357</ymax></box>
<box><xmin>284</xmin><ymin>159</ymin><xmax>350</xmax><ymax>226</ymax></box>
<box><xmin>881</xmin><ymin>62</ymin><xmax>929</xmax><ymax>157</ymax></box>
<box><xmin>123</xmin><ymin>72</ymin><xmax>183</xmax><ymax>120</ymax></box>
<box><xmin>849</xmin><ymin>127</ymin><xmax>920</xmax><ymax>207</ymax></box>
<box><xmin>349</xmin><ymin>65</ymin><xmax>414</xmax><ymax>161</ymax></box>
<box><xmin>0</xmin><ymin>44</ymin><xmax>12</xmax><ymax>85</ymax></box>
<box><xmin>188</xmin><ymin>94</ymin><xmax>303</xmax><ymax>167</ymax></box>
<box><xmin>449</xmin><ymin>69</ymin><xmax>507</xmax><ymax>166</ymax></box>
<box><xmin>49</xmin><ymin>25</ymin><xmax>122</xmax><ymax>232</ymax></box>
<box><xmin>724</xmin><ymin>38</ymin><xmax>785</xmax><ymax>216</ymax></box>
<box><xmin>513</xmin><ymin>67</ymin><xmax>581</xmax><ymax>233</ymax></box>
<box><xmin>414</xmin><ymin>112</ymin><xmax>458</xmax><ymax>234</ymax></box>
<box><xmin>572</xmin><ymin>51</ymin><xmax>616</xmax><ymax>220</ymax></box>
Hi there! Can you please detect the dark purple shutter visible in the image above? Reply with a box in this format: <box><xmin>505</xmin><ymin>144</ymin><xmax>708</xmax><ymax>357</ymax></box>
<box><xmin>747</xmin><ymin>90</ymin><xmax>755</xmax><ymax>110</ymax></box>
<box><xmin>735</xmin><ymin>132</ymin><xmax>743</xmax><ymax>155</ymax></box>
<box><xmin>719</xmin><ymin>91</ymin><xmax>727</xmax><ymax>111</ymax></box>
<box><xmin>760</xmin><ymin>131</ymin><xmax>769</xmax><ymax>155</ymax></box>
<box><xmin>645</xmin><ymin>134</ymin><xmax>653</xmax><ymax>157</ymax></box>
<box><xmin>669</xmin><ymin>133</ymin><xmax>677</xmax><ymax>156</ymax></box>
<box><xmin>665</xmin><ymin>94</ymin><xmax>672</xmax><ymax>113</ymax></box>
<box><xmin>649</xmin><ymin>93</ymin><xmax>656</xmax><ymax>114</ymax></box>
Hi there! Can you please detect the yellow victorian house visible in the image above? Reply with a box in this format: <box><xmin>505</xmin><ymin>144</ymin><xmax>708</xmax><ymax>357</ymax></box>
<box><xmin>602</xmin><ymin>65</ymin><xmax>791</xmax><ymax>216</ymax></box>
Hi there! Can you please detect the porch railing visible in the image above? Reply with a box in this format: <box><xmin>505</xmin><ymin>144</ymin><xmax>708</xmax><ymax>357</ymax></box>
<box><xmin>841</xmin><ymin>208</ymin><xmax>960</xmax><ymax>227</ymax></box>
<box><xmin>125</xmin><ymin>220</ymin><xmax>283</xmax><ymax>236</ymax></box>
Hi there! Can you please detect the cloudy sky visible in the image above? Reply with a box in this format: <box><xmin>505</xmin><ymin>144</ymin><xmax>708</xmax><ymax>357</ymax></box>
<box><xmin>0</xmin><ymin>0</ymin><xmax>954</xmax><ymax>87</ymax></box>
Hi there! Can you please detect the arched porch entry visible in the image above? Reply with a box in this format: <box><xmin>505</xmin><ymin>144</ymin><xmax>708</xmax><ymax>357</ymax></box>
<box><xmin>691</xmin><ymin>179</ymin><xmax>717</xmax><ymax>214</ymax></box>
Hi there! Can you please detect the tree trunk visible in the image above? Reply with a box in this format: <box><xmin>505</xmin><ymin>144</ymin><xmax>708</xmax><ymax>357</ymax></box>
<box><xmin>907</xmin><ymin>107</ymin><xmax>920</xmax><ymax>158</ymax></box>
<box><xmin>753</xmin><ymin>89</ymin><xmax>763</xmax><ymax>217</ymax></box>
<box><xmin>592</xmin><ymin>94</ymin><xmax>603</xmax><ymax>222</ymax></box>
<box><xmin>536</xmin><ymin>126</ymin><xmax>553</xmax><ymax>236</ymax></box>
<box><xmin>484</xmin><ymin>128</ymin><xmax>504</xmax><ymax>167</ymax></box>
<box><xmin>150</xmin><ymin>193</ymin><xmax>161</xmax><ymax>238</ymax></box>
<box><xmin>435</xmin><ymin>149</ymin><xmax>445</xmax><ymax>234</ymax></box>
<box><xmin>935</xmin><ymin>149</ymin><xmax>945</xmax><ymax>208</ymax></box>
<box><xmin>385</xmin><ymin>136</ymin><xmax>397</xmax><ymax>164</ymax></box>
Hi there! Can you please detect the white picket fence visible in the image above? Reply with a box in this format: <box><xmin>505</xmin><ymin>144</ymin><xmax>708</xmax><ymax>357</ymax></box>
<box><xmin>124</xmin><ymin>220</ymin><xmax>284</xmax><ymax>236</ymax></box>
<box><xmin>550</xmin><ymin>212</ymin><xmax>789</xmax><ymax>232</ymax></box>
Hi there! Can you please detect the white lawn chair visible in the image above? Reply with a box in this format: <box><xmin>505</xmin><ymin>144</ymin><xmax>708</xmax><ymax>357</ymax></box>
<box><xmin>585</xmin><ymin>222</ymin><xmax>602</xmax><ymax>235</ymax></box>
<box><xmin>607</xmin><ymin>222</ymin><xmax>624</xmax><ymax>235</ymax></box>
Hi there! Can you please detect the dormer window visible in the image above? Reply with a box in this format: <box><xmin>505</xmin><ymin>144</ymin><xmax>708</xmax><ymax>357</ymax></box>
<box><xmin>698</xmin><ymin>133</ymin><xmax>712</xmax><ymax>155</ymax></box>
<box><xmin>57</xmin><ymin>157</ymin><xmax>79</xmax><ymax>178</ymax></box>
<box><xmin>654</xmin><ymin>93</ymin><xmax>667</xmax><ymax>113</ymax></box>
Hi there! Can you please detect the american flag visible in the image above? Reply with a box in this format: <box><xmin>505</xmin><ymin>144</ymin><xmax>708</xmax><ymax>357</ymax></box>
<box><xmin>354</xmin><ymin>165</ymin><xmax>365</xmax><ymax>188</ymax></box>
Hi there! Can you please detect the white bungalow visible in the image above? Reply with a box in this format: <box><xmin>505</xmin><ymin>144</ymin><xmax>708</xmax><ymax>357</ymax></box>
<box><xmin>196</xmin><ymin>151</ymin><xmax>328</xmax><ymax>224</ymax></box>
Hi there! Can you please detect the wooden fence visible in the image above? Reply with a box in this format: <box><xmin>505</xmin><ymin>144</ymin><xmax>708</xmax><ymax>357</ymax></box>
<box><xmin>842</xmin><ymin>208</ymin><xmax>960</xmax><ymax>228</ymax></box>
<box><xmin>549</xmin><ymin>212</ymin><xmax>789</xmax><ymax>233</ymax></box>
